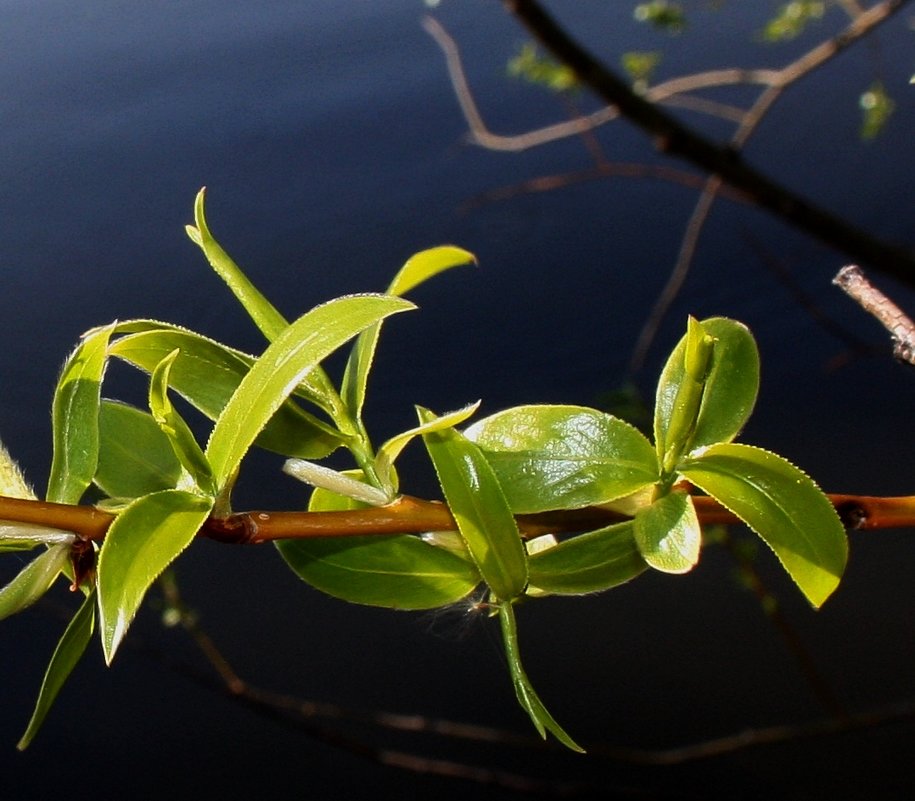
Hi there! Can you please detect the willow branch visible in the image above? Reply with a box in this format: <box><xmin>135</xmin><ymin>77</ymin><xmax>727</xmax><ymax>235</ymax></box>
<box><xmin>0</xmin><ymin>491</ymin><xmax>913</xmax><ymax>548</ymax></box>
<box><xmin>497</xmin><ymin>0</ymin><xmax>915</xmax><ymax>283</ymax></box>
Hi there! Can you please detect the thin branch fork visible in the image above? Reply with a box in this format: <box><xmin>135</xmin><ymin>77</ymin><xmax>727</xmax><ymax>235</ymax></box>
<box><xmin>497</xmin><ymin>0</ymin><xmax>915</xmax><ymax>283</ymax></box>
<box><xmin>0</xmin><ymin>491</ymin><xmax>912</xmax><ymax>549</ymax></box>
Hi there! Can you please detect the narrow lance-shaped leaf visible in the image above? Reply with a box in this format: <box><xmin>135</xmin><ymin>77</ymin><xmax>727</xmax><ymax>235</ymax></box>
<box><xmin>47</xmin><ymin>322</ymin><xmax>116</xmax><ymax>504</ymax></box>
<box><xmin>0</xmin><ymin>436</ymin><xmax>35</xmax><ymax>499</ymax></box>
<box><xmin>149</xmin><ymin>349</ymin><xmax>215</xmax><ymax>496</ymax></box>
<box><xmin>206</xmin><ymin>294</ymin><xmax>413</xmax><ymax>491</ymax></box>
<box><xmin>0</xmin><ymin>544</ymin><xmax>71</xmax><ymax>621</ymax></box>
<box><xmin>419</xmin><ymin>406</ymin><xmax>528</xmax><ymax>602</ymax></box>
<box><xmin>526</xmin><ymin>521</ymin><xmax>646</xmax><ymax>596</ymax></box>
<box><xmin>97</xmin><ymin>489</ymin><xmax>213</xmax><ymax>663</ymax></box>
<box><xmin>465</xmin><ymin>405</ymin><xmax>659</xmax><ymax>513</ymax></box>
<box><xmin>680</xmin><ymin>443</ymin><xmax>847</xmax><ymax>608</ymax></box>
<box><xmin>342</xmin><ymin>246</ymin><xmax>476</xmax><ymax>418</ymax></box>
<box><xmin>498</xmin><ymin>602</ymin><xmax>583</xmax><ymax>751</ymax></box>
<box><xmin>108</xmin><ymin>322</ymin><xmax>342</xmax><ymax>459</ymax></box>
<box><xmin>185</xmin><ymin>188</ymin><xmax>338</xmax><ymax>408</ymax></box>
<box><xmin>18</xmin><ymin>587</ymin><xmax>97</xmax><ymax>750</ymax></box>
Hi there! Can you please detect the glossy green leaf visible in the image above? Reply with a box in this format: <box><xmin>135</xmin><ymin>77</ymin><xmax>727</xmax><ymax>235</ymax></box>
<box><xmin>149</xmin><ymin>350</ymin><xmax>214</xmax><ymax>495</ymax></box>
<box><xmin>374</xmin><ymin>401</ymin><xmax>480</xmax><ymax>496</ymax></box>
<box><xmin>680</xmin><ymin>443</ymin><xmax>847</xmax><ymax>607</ymax></box>
<box><xmin>97</xmin><ymin>489</ymin><xmax>213</xmax><ymax>663</ymax></box>
<box><xmin>633</xmin><ymin>490</ymin><xmax>700</xmax><ymax>574</ymax></box>
<box><xmin>47</xmin><ymin>323</ymin><xmax>116</xmax><ymax>504</ymax></box>
<box><xmin>18</xmin><ymin>587</ymin><xmax>96</xmax><ymax>750</ymax></box>
<box><xmin>419</xmin><ymin>406</ymin><xmax>528</xmax><ymax>602</ymax></box>
<box><xmin>342</xmin><ymin>246</ymin><xmax>475</xmax><ymax>419</ymax></box>
<box><xmin>465</xmin><ymin>405</ymin><xmax>658</xmax><ymax>513</ymax></box>
<box><xmin>0</xmin><ymin>544</ymin><xmax>70</xmax><ymax>620</ymax></box>
<box><xmin>108</xmin><ymin>322</ymin><xmax>342</xmax><ymax>459</ymax></box>
<box><xmin>654</xmin><ymin>317</ymin><xmax>759</xmax><ymax>471</ymax></box>
<box><xmin>96</xmin><ymin>400</ymin><xmax>182</xmax><ymax>498</ymax></box>
<box><xmin>527</xmin><ymin>521</ymin><xmax>646</xmax><ymax>595</ymax></box>
<box><xmin>0</xmin><ymin>526</ymin><xmax>75</xmax><ymax>552</ymax></box>
<box><xmin>498</xmin><ymin>602</ymin><xmax>583</xmax><ymax>751</ymax></box>
<box><xmin>206</xmin><ymin>294</ymin><xmax>412</xmax><ymax>491</ymax></box>
<box><xmin>277</xmin><ymin>479</ymin><xmax>479</xmax><ymax>609</ymax></box>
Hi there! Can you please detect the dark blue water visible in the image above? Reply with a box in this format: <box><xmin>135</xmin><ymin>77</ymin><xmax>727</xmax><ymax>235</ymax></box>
<box><xmin>1</xmin><ymin>3</ymin><xmax>914</xmax><ymax>799</ymax></box>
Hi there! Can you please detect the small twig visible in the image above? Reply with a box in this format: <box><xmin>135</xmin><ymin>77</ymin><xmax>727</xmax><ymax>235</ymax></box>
<box><xmin>833</xmin><ymin>265</ymin><xmax>915</xmax><ymax>365</ymax></box>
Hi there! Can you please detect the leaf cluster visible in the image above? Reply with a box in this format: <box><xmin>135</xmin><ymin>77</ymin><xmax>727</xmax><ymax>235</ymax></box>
<box><xmin>0</xmin><ymin>191</ymin><xmax>846</xmax><ymax>751</ymax></box>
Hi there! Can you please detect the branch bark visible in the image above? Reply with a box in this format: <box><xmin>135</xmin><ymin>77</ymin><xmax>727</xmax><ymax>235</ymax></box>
<box><xmin>498</xmin><ymin>0</ymin><xmax>915</xmax><ymax>284</ymax></box>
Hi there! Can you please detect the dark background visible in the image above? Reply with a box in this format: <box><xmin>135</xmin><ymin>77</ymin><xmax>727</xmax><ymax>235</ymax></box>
<box><xmin>1</xmin><ymin>2</ymin><xmax>914</xmax><ymax>799</ymax></box>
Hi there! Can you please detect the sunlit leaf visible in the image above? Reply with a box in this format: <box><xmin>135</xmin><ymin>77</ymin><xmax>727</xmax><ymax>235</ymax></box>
<box><xmin>508</xmin><ymin>42</ymin><xmax>579</xmax><ymax>93</ymax></box>
<box><xmin>465</xmin><ymin>405</ymin><xmax>658</xmax><ymax>513</ymax></box>
<box><xmin>277</xmin><ymin>479</ymin><xmax>479</xmax><ymax>609</ymax></box>
<box><xmin>0</xmin><ymin>544</ymin><xmax>70</xmax><ymax>621</ymax></box>
<box><xmin>206</xmin><ymin>294</ymin><xmax>413</xmax><ymax>491</ymax></box>
<box><xmin>342</xmin><ymin>246</ymin><xmax>475</xmax><ymax>419</ymax></box>
<box><xmin>860</xmin><ymin>81</ymin><xmax>895</xmax><ymax>140</ymax></box>
<box><xmin>420</xmin><ymin>406</ymin><xmax>528</xmax><ymax>602</ymax></box>
<box><xmin>655</xmin><ymin>317</ymin><xmax>759</xmax><ymax>471</ymax></box>
<box><xmin>680</xmin><ymin>443</ymin><xmax>846</xmax><ymax>607</ymax></box>
<box><xmin>760</xmin><ymin>1</ymin><xmax>825</xmax><ymax>42</ymax></box>
<box><xmin>18</xmin><ymin>587</ymin><xmax>96</xmax><ymax>750</ymax></box>
<box><xmin>498</xmin><ymin>602</ymin><xmax>583</xmax><ymax>751</ymax></box>
<box><xmin>634</xmin><ymin>490</ymin><xmax>700</xmax><ymax>574</ymax></box>
<box><xmin>527</xmin><ymin>521</ymin><xmax>646</xmax><ymax>595</ymax></box>
<box><xmin>96</xmin><ymin>400</ymin><xmax>182</xmax><ymax>498</ymax></box>
<box><xmin>148</xmin><ymin>349</ymin><xmax>215</xmax><ymax>495</ymax></box>
<box><xmin>0</xmin><ymin>437</ymin><xmax>35</xmax><ymax>499</ymax></box>
<box><xmin>375</xmin><ymin>401</ymin><xmax>480</xmax><ymax>496</ymax></box>
<box><xmin>109</xmin><ymin>323</ymin><xmax>342</xmax><ymax>459</ymax></box>
<box><xmin>97</xmin><ymin>489</ymin><xmax>213</xmax><ymax>663</ymax></box>
<box><xmin>633</xmin><ymin>1</ymin><xmax>687</xmax><ymax>33</ymax></box>
<box><xmin>47</xmin><ymin>323</ymin><xmax>116</xmax><ymax>504</ymax></box>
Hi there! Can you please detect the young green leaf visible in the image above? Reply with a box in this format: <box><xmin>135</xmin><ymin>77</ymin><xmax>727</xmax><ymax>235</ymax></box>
<box><xmin>96</xmin><ymin>401</ymin><xmax>183</xmax><ymax>498</ymax></box>
<box><xmin>18</xmin><ymin>587</ymin><xmax>96</xmax><ymax>750</ymax></box>
<box><xmin>465</xmin><ymin>405</ymin><xmax>659</xmax><ymax>513</ymax></box>
<box><xmin>277</xmin><ymin>479</ymin><xmax>479</xmax><ymax>609</ymax></box>
<box><xmin>108</xmin><ymin>323</ymin><xmax>342</xmax><ymax>459</ymax></box>
<box><xmin>654</xmin><ymin>317</ymin><xmax>759</xmax><ymax>471</ymax></box>
<box><xmin>526</xmin><ymin>521</ymin><xmax>646</xmax><ymax>595</ymax></box>
<box><xmin>0</xmin><ymin>544</ymin><xmax>70</xmax><ymax>621</ymax></box>
<box><xmin>0</xmin><ymin>437</ymin><xmax>35</xmax><ymax>499</ymax></box>
<box><xmin>419</xmin><ymin>406</ymin><xmax>528</xmax><ymax>602</ymax></box>
<box><xmin>186</xmin><ymin>187</ymin><xmax>288</xmax><ymax>341</ymax></box>
<box><xmin>374</xmin><ymin>401</ymin><xmax>480</xmax><ymax>496</ymax></box>
<box><xmin>633</xmin><ymin>490</ymin><xmax>700</xmax><ymax>574</ymax></box>
<box><xmin>97</xmin><ymin>489</ymin><xmax>213</xmax><ymax>663</ymax></box>
<box><xmin>148</xmin><ymin>349</ymin><xmax>215</xmax><ymax>495</ymax></box>
<box><xmin>47</xmin><ymin>322</ymin><xmax>116</xmax><ymax>504</ymax></box>
<box><xmin>680</xmin><ymin>443</ymin><xmax>847</xmax><ymax>607</ymax></box>
<box><xmin>498</xmin><ymin>602</ymin><xmax>583</xmax><ymax>751</ymax></box>
<box><xmin>206</xmin><ymin>294</ymin><xmax>414</xmax><ymax>491</ymax></box>
<box><xmin>341</xmin><ymin>246</ymin><xmax>476</xmax><ymax>418</ymax></box>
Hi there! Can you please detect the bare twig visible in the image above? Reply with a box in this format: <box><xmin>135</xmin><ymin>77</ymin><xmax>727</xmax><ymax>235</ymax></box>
<box><xmin>833</xmin><ymin>265</ymin><xmax>915</xmax><ymax>364</ymax></box>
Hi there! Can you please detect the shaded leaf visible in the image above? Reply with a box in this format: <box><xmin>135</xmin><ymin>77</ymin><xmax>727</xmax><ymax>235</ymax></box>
<box><xmin>420</xmin><ymin>407</ymin><xmax>528</xmax><ymax>602</ymax></box>
<box><xmin>680</xmin><ymin>443</ymin><xmax>846</xmax><ymax>607</ymax></box>
<box><xmin>527</xmin><ymin>521</ymin><xmax>646</xmax><ymax>595</ymax></box>
<box><xmin>97</xmin><ymin>489</ymin><xmax>213</xmax><ymax>663</ymax></box>
<box><xmin>109</xmin><ymin>322</ymin><xmax>342</xmax><ymax>459</ymax></box>
<box><xmin>96</xmin><ymin>400</ymin><xmax>182</xmax><ymax>498</ymax></box>
<box><xmin>465</xmin><ymin>405</ymin><xmax>658</xmax><ymax>513</ymax></box>
<box><xmin>18</xmin><ymin>587</ymin><xmax>96</xmax><ymax>750</ymax></box>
